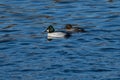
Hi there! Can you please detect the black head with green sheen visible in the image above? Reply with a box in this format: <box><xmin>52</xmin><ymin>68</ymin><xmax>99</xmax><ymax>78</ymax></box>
<box><xmin>46</xmin><ymin>25</ymin><xmax>55</xmax><ymax>33</ymax></box>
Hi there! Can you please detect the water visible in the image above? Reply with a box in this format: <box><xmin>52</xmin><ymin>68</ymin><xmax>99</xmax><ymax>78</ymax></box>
<box><xmin>0</xmin><ymin>0</ymin><xmax>120</xmax><ymax>80</ymax></box>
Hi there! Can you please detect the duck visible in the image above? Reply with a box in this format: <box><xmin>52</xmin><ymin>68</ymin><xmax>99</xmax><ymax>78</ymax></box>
<box><xmin>45</xmin><ymin>25</ymin><xmax>71</xmax><ymax>39</ymax></box>
<box><xmin>65</xmin><ymin>24</ymin><xmax>86</xmax><ymax>32</ymax></box>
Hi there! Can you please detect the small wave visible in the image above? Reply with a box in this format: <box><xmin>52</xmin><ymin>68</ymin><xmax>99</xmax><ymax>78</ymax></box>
<box><xmin>0</xmin><ymin>34</ymin><xmax>15</xmax><ymax>43</ymax></box>
<box><xmin>1</xmin><ymin>24</ymin><xmax>17</xmax><ymax>29</ymax></box>
<box><xmin>46</xmin><ymin>64</ymin><xmax>63</xmax><ymax>70</ymax></box>
<box><xmin>0</xmin><ymin>37</ymin><xmax>15</xmax><ymax>43</ymax></box>
<box><xmin>20</xmin><ymin>69</ymin><xmax>42</xmax><ymax>72</ymax></box>
<box><xmin>63</xmin><ymin>69</ymin><xmax>112</xmax><ymax>73</ymax></box>
<box><xmin>0</xmin><ymin>63</ymin><xmax>15</xmax><ymax>67</ymax></box>
<box><xmin>100</xmin><ymin>48</ymin><xmax>120</xmax><ymax>52</ymax></box>
<box><xmin>0</xmin><ymin>29</ymin><xmax>20</xmax><ymax>32</ymax></box>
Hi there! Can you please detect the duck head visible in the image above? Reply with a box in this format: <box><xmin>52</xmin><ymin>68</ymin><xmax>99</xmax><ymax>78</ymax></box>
<box><xmin>45</xmin><ymin>25</ymin><xmax>55</xmax><ymax>33</ymax></box>
<box><xmin>65</xmin><ymin>24</ymin><xmax>73</xmax><ymax>29</ymax></box>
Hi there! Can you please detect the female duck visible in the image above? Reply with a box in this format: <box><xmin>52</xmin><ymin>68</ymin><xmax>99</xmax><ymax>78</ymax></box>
<box><xmin>65</xmin><ymin>24</ymin><xmax>86</xmax><ymax>32</ymax></box>
<box><xmin>46</xmin><ymin>25</ymin><xmax>71</xmax><ymax>39</ymax></box>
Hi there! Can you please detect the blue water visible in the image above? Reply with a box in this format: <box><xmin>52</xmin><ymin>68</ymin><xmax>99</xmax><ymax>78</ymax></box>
<box><xmin>0</xmin><ymin>0</ymin><xmax>120</xmax><ymax>80</ymax></box>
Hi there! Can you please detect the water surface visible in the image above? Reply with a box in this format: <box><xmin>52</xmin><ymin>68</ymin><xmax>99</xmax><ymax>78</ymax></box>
<box><xmin>0</xmin><ymin>0</ymin><xmax>120</xmax><ymax>80</ymax></box>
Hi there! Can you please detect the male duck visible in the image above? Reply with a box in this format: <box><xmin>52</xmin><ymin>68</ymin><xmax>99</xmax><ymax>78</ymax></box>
<box><xmin>45</xmin><ymin>25</ymin><xmax>71</xmax><ymax>39</ymax></box>
<box><xmin>65</xmin><ymin>24</ymin><xmax>86</xmax><ymax>32</ymax></box>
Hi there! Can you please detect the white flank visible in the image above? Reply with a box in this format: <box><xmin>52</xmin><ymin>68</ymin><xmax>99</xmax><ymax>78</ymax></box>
<box><xmin>48</xmin><ymin>32</ymin><xmax>65</xmax><ymax>38</ymax></box>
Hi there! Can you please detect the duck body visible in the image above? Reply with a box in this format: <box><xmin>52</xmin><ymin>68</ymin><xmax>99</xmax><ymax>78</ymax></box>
<box><xmin>46</xmin><ymin>25</ymin><xmax>71</xmax><ymax>39</ymax></box>
<box><xmin>65</xmin><ymin>24</ymin><xmax>86</xmax><ymax>32</ymax></box>
<box><xmin>48</xmin><ymin>32</ymin><xmax>66</xmax><ymax>38</ymax></box>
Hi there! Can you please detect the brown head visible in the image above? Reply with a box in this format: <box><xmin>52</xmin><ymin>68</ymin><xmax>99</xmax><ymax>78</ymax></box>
<box><xmin>65</xmin><ymin>24</ymin><xmax>73</xmax><ymax>29</ymax></box>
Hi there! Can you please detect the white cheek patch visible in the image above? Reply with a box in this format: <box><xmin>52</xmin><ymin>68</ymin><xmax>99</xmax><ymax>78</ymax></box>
<box><xmin>47</xmin><ymin>29</ymin><xmax>49</xmax><ymax>32</ymax></box>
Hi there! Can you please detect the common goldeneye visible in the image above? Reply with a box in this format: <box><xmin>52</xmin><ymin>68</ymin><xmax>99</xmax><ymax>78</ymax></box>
<box><xmin>65</xmin><ymin>24</ymin><xmax>86</xmax><ymax>32</ymax></box>
<box><xmin>45</xmin><ymin>25</ymin><xmax>71</xmax><ymax>39</ymax></box>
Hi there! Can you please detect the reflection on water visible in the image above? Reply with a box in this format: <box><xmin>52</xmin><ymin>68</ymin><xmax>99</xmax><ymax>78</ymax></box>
<box><xmin>0</xmin><ymin>0</ymin><xmax>120</xmax><ymax>80</ymax></box>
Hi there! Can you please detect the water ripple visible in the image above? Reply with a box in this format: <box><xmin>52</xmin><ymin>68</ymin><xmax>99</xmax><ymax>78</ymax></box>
<box><xmin>0</xmin><ymin>37</ymin><xmax>14</xmax><ymax>43</ymax></box>
<box><xmin>63</xmin><ymin>69</ymin><xmax>112</xmax><ymax>73</ymax></box>
<box><xmin>0</xmin><ymin>0</ymin><xmax>120</xmax><ymax>80</ymax></box>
